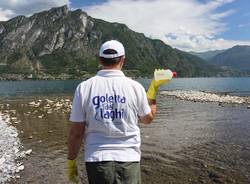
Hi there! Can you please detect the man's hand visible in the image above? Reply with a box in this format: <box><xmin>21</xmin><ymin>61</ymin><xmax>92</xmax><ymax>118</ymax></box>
<box><xmin>67</xmin><ymin>123</ymin><xmax>85</xmax><ymax>183</ymax></box>
<box><xmin>67</xmin><ymin>159</ymin><xmax>78</xmax><ymax>183</ymax></box>
<box><xmin>146</xmin><ymin>79</ymin><xmax>169</xmax><ymax>100</ymax></box>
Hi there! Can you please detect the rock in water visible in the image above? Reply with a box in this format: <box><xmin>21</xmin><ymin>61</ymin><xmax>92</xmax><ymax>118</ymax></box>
<box><xmin>25</xmin><ymin>149</ymin><xmax>32</xmax><ymax>155</ymax></box>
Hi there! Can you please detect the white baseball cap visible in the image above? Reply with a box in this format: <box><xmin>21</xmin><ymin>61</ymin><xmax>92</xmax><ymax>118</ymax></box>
<box><xmin>99</xmin><ymin>40</ymin><xmax>125</xmax><ymax>58</ymax></box>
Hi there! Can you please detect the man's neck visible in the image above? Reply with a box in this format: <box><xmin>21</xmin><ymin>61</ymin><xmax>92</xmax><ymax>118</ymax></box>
<box><xmin>102</xmin><ymin>65</ymin><xmax>122</xmax><ymax>70</ymax></box>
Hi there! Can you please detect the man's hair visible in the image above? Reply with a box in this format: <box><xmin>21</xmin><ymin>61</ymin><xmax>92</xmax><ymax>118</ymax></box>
<box><xmin>99</xmin><ymin>49</ymin><xmax>123</xmax><ymax>66</ymax></box>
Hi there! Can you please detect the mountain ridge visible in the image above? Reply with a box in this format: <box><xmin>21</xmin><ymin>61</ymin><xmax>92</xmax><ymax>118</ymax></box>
<box><xmin>0</xmin><ymin>5</ymin><xmax>223</xmax><ymax>80</ymax></box>
<box><xmin>190</xmin><ymin>50</ymin><xmax>225</xmax><ymax>61</ymax></box>
<box><xmin>191</xmin><ymin>46</ymin><xmax>250</xmax><ymax>73</ymax></box>
<box><xmin>210</xmin><ymin>45</ymin><xmax>250</xmax><ymax>71</ymax></box>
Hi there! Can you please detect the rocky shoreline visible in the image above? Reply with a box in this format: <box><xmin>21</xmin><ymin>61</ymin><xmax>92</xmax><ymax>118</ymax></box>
<box><xmin>0</xmin><ymin>108</ymin><xmax>32</xmax><ymax>183</ymax></box>
<box><xmin>160</xmin><ymin>90</ymin><xmax>250</xmax><ymax>105</ymax></box>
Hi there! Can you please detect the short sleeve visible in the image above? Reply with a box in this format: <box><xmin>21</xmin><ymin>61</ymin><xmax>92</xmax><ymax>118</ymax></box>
<box><xmin>69</xmin><ymin>84</ymin><xmax>86</xmax><ymax>122</ymax></box>
<box><xmin>138</xmin><ymin>85</ymin><xmax>151</xmax><ymax>117</ymax></box>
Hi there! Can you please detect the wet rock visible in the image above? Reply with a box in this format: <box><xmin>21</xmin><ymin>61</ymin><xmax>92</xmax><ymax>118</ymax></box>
<box><xmin>202</xmin><ymin>163</ymin><xmax>208</xmax><ymax>168</ymax></box>
<box><xmin>208</xmin><ymin>171</ymin><xmax>224</xmax><ymax>184</ymax></box>
<box><xmin>25</xmin><ymin>149</ymin><xmax>32</xmax><ymax>155</ymax></box>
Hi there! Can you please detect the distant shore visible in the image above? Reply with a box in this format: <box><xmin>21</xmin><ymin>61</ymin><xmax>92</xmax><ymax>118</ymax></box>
<box><xmin>0</xmin><ymin>70</ymin><xmax>149</xmax><ymax>81</ymax></box>
<box><xmin>0</xmin><ymin>73</ymin><xmax>92</xmax><ymax>81</ymax></box>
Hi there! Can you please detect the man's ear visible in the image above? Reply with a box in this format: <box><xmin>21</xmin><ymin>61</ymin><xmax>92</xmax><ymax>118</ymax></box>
<box><xmin>99</xmin><ymin>58</ymin><xmax>104</xmax><ymax>66</ymax></box>
<box><xmin>121</xmin><ymin>56</ymin><xmax>125</xmax><ymax>64</ymax></box>
<box><xmin>119</xmin><ymin>57</ymin><xmax>125</xmax><ymax>68</ymax></box>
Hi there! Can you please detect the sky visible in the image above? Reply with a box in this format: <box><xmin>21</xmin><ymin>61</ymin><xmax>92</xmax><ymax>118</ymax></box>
<box><xmin>0</xmin><ymin>0</ymin><xmax>249</xmax><ymax>52</ymax></box>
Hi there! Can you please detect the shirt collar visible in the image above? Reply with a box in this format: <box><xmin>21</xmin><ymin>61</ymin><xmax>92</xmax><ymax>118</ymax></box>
<box><xmin>97</xmin><ymin>69</ymin><xmax>125</xmax><ymax>77</ymax></box>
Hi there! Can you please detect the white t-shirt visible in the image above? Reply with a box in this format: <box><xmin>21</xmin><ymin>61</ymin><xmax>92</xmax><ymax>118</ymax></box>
<box><xmin>70</xmin><ymin>69</ymin><xmax>151</xmax><ymax>162</ymax></box>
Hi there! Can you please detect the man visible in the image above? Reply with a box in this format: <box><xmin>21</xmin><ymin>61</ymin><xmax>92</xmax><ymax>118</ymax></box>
<box><xmin>67</xmin><ymin>40</ymin><xmax>166</xmax><ymax>184</ymax></box>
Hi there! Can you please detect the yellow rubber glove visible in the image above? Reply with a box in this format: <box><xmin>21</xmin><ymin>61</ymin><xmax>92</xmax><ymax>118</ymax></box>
<box><xmin>147</xmin><ymin>79</ymin><xmax>170</xmax><ymax>100</ymax></box>
<box><xmin>67</xmin><ymin>159</ymin><xmax>79</xmax><ymax>183</ymax></box>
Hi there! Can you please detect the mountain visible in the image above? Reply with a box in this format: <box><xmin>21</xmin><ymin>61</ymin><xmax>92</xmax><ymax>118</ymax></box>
<box><xmin>0</xmin><ymin>5</ymin><xmax>219</xmax><ymax>80</ymax></box>
<box><xmin>190</xmin><ymin>50</ymin><xmax>225</xmax><ymax>61</ymax></box>
<box><xmin>209</xmin><ymin>45</ymin><xmax>250</xmax><ymax>71</ymax></box>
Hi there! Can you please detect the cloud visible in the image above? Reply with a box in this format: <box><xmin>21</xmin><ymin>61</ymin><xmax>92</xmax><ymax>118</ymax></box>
<box><xmin>238</xmin><ymin>23</ymin><xmax>250</xmax><ymax>28</ymax></box>
<box><xmin>164</xmin><ymin>35</ymin><xmax>250</xmax><ymax>51</ymax></box>
<box><xmin>0</xmin><ymin>8</ymin><xmax>15</xmax><ymax>21</ymax></box>
<box><xmin>0</xmin><ymin>0</ymin><xmax>69</xmax><ymax>21</ymax></box>
<box><xmin>83</xmin><ymin>0</ymin><xmax>250</xmax><ymax>51</ymax></box>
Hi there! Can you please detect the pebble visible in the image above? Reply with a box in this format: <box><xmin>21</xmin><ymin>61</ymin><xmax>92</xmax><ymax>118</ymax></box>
<box><xmin>16</xmin><ymin>165</ymin><xmax>24</xmax><ymax>173</ymax></box>
<box><xmin>29</xmin><ymin>102</ymin><xmax>35</xmax><ymax>105</ymax></box>
<box><xmin>0</xmin><ymin>157</ymin><xmax>6</xmax><ymax>165</ymax></box>
<box><xmin>38</xmin><ymin>115</ymin><xmax>44</xmax><ymax>118</ymax></box>
<box><xmin>46</xmin><ymin>99</ymin><xmax>54</xmax><ymax>103</ymax></box>
<box><xmin>11</xmin><ymin>117</ymin><xmax>17</xmax><ymax>120</ymax></box>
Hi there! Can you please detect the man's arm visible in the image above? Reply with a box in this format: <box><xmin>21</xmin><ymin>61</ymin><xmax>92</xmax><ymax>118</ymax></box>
<box><xmin>68</xmin><ymin>123</ymin><xmax>85</xmax><ymax>160</ymax></box>
<box><xmin>140</xmin><ymin>78</ymin><xmax>168</xmax><ymax>124</ymax></box>
<box><xmin>139</xmin><ymin>99</ymin><xmax>156</xmax><ymax>124</ymax></box>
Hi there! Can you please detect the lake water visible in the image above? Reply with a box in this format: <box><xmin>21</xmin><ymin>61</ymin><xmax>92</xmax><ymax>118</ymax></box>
<box><xmin>1</xmin><ymin>77</ymin><xmax>250</xmax><ymax>184</ymax></box>
<box><xmin>1</xmin><ymin>77</ymin><xmax>250</xmax><ymax>97</ymax></box>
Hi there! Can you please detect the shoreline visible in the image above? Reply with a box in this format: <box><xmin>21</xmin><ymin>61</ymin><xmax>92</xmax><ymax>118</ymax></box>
<box><xmin>0</xmin><ymin>74</ymin><xmax>91</xmax><ymax>81</ymax></box>
<box><xmin>1</xmin><ymin>74</ymin><xmax>250</xmax><ymax>81</ymax></box>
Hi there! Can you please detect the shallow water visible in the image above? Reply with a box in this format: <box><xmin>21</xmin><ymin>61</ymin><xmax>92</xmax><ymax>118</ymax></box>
<box><xmin>1</xmin><ymin>94</ymin><xmax>250</xmax><ymax>184</ymax></box>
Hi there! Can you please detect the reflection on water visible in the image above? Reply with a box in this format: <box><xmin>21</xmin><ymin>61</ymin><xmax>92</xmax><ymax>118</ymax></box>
<box><xmin>1</xmin><ymin>95</ymin><xmax>250</xmax><ymax>184</ymax></box>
